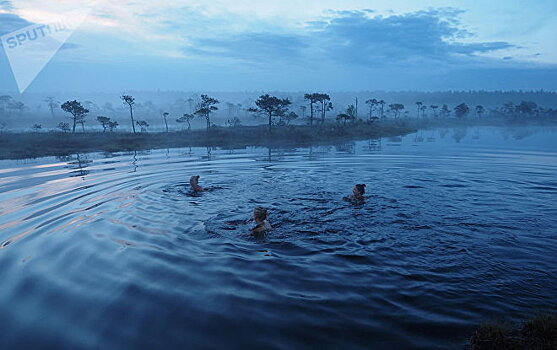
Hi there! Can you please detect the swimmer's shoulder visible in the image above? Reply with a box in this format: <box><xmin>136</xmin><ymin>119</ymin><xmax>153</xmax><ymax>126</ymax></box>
<box><xmin>252</xmin><ymin>221</ymin><xmax>272</xmax><ymax>234</ymax></box>
<box><xmin>263</xmin><ymin>220</ymin><xmax>272</xmax><ymax>230</ymax></box>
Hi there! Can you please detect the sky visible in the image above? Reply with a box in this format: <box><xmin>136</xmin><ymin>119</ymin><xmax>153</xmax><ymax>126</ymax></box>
<box><xmin>0</xmin><ymin>0</ymin><xmax>556</xmax><ymax>94</ymax></box>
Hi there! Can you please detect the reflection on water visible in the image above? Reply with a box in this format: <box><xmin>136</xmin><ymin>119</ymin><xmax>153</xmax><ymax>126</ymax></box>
<box><xmin>60</xmin><ymin>154</ymin><xmax>92</xmax><ymax>178</ymax></box>
<box><xmin>335</xmin><ymin>141</ymin><xmax>355</xmax><ymax>154</ymax></box>
<box><xmin>363</xmin><ymin>138</ymin><xmax>382</xmax><ymax>152</ymax></box>
<box><xmin>0</xmin><ymin>126</ymin><xmax>556</xmax><ymax>349</ymax></box>
<box><xmin>452</xmin><ymin>127</ymin><xmax>467</xmax><ymax>142</ymax></box>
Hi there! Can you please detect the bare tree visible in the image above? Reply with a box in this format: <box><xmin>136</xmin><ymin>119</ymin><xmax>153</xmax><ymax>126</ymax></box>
<box><xmin>176</xmin><ymin>114</ymin><xmax>194</xmax><ymax>130</ymax></box>
<box><xmin>313</xmin><ymin>93</ymin><xmax>332</xmax><ymax>124</ymax></box>
<box><xmin>284</xmin><ymin>111</ymin><xmax>299</xmax><ymax>126</ymax></box>
<box><xmin>226</xmin><ymin>117</ymin><xmax>242</xmax><ymax>128</ymax></box>
<box><xmin>415</xmin><ymin>102</ymin><xmax>423</xmax><ymax>119</ymax></box>
<box><xmin>136</xmin><ymin>120</ymin><xmax>149</xmax><ymax>132</ymax></box>
<box><xmin>378</xmin><ymin>100</ymin><xmax>386</xmax><ymax>119</ymax></box>
<box><xmin>475</xmin><ymin>105</ymin><xmax>485</xmax><ymax>119</ymax></box>
<box><xmin>337</xmin><ymin>105</ymin><xmax>357</xmax><ymax>124</ymax></box>
<box><xmin>108</xmin><ymin>121</ymin><xmax>119</xmax><ymax>131</ymax></box>
<box><xmin>420</xmin><ymin>105</ymin><xmax>427</xmax><ymax>118</ymax></box>
<box><xmin>61</xmin><ymin>100</ymin><xmax>89</xmax><ymax>133</ymax></box>
<box><xmin>194</xmin><ymin>94</ymin><xmax>219</xmax><ymax>131</ymax></box>
<box><xmin>97</xmin><ymin>116</ymin><xmax>111</xmax><ymax>132</ymax></box>
<box><xmin>430</xmin><ymin>105</ymin><xmax>439</xmax><ymax>118</ymax></box>
<box><xmin>304</xmin><ymin>93</ymin><xmax>322</xmax><ymax>126</ymax></box>
<box><xmin>44</xmin><ymin>96</ymin><xmax>59</xmax><ymax>118</ymax></box>
<box><xmin>162</xmin><ymin>112</ymin><xmax>169</xmax><ymax>132</ymax></box>
<box><xmin>249</xmin><ymin>94</ymin><xmax>291</xmax><ymax>132</ymax></box>
<box><xmin>57</xmin><ymin>122</ymin><xmax>70</xmax><ymax>132</ymax></box>
<box><xmin>454</xmin><ymin>103</ymin><xmax>470</xmax><ymax>119</ymax></box>
<box><xmin>388</xmin><ymin>103</ymin><xmax>404</xmax><ymax>119</ymax></box>
<box><xmin>121</xmin><ymin>95</ymin><xmax>136</xmax><ymax>133</ymax></box>
<box><xmin>0</xmin><ymin>95</ymin><xmax>12</xmax><ymax>117</ymax></box>
<box><xmin>300</xmin><ymin>105</ymin><xmax>307</xmax><ymax>119</ymax></box>
<box><xmin>187</xmin><ymin>98</ymin><xmax>195</xmax><ymax>114</ymax></box>
<box><xmin>366</xmin><ymin>98</ymin><xmax>378</xmax><ymax>119</ymax></box>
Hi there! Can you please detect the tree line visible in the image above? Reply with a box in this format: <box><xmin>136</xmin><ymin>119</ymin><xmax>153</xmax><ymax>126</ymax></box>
<box><xmin>1</xmin><ymin>92</ymin><xmax>556</xmax><ymax>133</ymax></box>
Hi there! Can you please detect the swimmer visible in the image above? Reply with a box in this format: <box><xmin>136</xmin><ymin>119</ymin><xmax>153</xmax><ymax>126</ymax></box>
<box><xmin>189</xmin><ymin>175</ymin><xmax>204</xmax><ymax>192</ymax></box>
<box><xmin>252</xmin><ymin>207</ymin><xmax>272</xmax><ymax>234</ymax></box>
<box><xmin>344</xmin><ymin>183</ymin><xmax>366</xmax><ymax>201</ymax></box>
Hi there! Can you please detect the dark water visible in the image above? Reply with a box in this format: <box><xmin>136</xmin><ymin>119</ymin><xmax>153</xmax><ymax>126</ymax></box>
<box><xmin>1</xmin><ymin>126</ymin><xmax>556</xmax><ymax>349</ymax></box>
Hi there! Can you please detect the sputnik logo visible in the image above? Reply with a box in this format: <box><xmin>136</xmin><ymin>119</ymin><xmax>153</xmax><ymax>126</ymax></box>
<box><xmin>1</xmin><ymin>5</ymin><xmax>94</xmax><ymax>93</ymax></box>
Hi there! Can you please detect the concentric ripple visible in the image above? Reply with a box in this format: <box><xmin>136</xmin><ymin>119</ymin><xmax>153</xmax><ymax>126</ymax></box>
<box><xmin>1</xmin><ymin>126</ymin><xmax>556</xmax><ymax>349</ymax></box>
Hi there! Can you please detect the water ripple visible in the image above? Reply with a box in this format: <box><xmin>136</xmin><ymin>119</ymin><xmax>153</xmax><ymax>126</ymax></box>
<box><xmin>1</xmin><ymin>127</ymin><xmax>557</xmax><ymax>349</ymax></box>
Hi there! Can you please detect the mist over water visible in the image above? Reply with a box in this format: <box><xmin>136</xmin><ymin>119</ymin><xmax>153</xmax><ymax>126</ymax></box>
<box><xmin>1</xmin><ymin>125</ymin><xmax>556</xmax><ymax>349</ymax></box>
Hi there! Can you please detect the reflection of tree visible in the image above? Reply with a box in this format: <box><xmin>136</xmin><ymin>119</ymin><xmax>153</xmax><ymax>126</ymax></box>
<box><xmin>452</xmin><ymin>128</ymin><xmax>467</xmax><ymax>143</ymax></box>
<box><xmin>264</xmin><ymin>147</ymin><xmax>292</xmax><ymax>162</ymax></box>
<box><xmin>414</xmin><ymin>131</ymin><xmax>424</xmax><ymax>143</ymax></box>
<box><xmin>387</xmin><ymin>136</ymin><xmax>402</xmax><ymax>144</ymax></box>
<box><xmin>56</xmin><ymin>155</ymin><xmax>73</xmax><ymax>162</ymax></box>
<box><xmin>180</xmin><ymin>147</ymin><xmax>193</xmax><ymax>157</ymax></box>
<box><xmin>125</xmin><ymin>151</ymin><xmax>138</xmax><ymax>173</ymax></box>
<box><xmin>363</xmin><ymin>138</ymin><xmax>382</xmax><ymax>152</ymax></box>
<box><xmin>202</xmin><ymin>147</ymin><xmax>213</xmax><ymax>160</ymax></box>
<box><xmin>335</xmin><ymin>142</ymin><xmax>355</xmax><ymax>154</ymax></box>
<box><xmin>501</xmin><ymin>127</ymin><xmax>536</xmax><ymax>140</ymax></box>
<box><xmin>439</xmin><ymin>129</ymin><xmax>449</xmax><ymax>139</ymax></box>
<box><xmin>131</xmin><ymin>150</ymin><xmax>150</xmax><ymax>171</ymax></box>
<box><xmin>306</xmin><ymin>145</ymin><xmax>332</xmax><ymax>160</ymax></box>
<box><xmin>57</xmin><ymin>153</ymin><xmax>92</xmax><ymax>178</ymax></box>
<box><xmin>308</xmin><ymin>146</ymin><xmax>315</xmax><ymax>160</ymax></box>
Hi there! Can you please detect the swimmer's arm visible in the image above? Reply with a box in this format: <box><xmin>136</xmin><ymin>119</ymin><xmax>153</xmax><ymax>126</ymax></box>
<box><xmin>225</xmin><ymin>219</ymin><xmax>250</xmax><ymax>225</ymax></box>
<box><xmin>190</xmin><ymin>185</ymin><xmax>205</xmax><ymax>192</ymax></box>
<box><xmin>251</xmin><ymin>224</ymin><xmax>265</xmax><ymax>234</ymax></box>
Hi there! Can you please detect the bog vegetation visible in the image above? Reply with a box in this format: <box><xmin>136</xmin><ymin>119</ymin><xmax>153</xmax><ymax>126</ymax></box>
<box><xmin>1</xmin><ymin>91</ymin><xmax>556</xmax><ymax>159</ymax></box>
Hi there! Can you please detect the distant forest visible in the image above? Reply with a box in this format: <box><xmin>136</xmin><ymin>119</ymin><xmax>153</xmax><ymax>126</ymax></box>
<box><xmin>1</xmin><ymin>90</ymin><xmax>556</xmax><ymax>132</ymax></box>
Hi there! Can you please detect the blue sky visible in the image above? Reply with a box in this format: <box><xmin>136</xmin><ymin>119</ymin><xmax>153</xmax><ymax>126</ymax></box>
<box><xmin>1</xmin><ymin>0</ymin><xmax>556</xmax><ymax>93</ymax></box>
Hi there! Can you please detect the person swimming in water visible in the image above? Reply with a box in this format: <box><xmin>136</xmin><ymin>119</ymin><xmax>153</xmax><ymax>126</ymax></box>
<box><xmin>189</xmin><ymin>175</ymin><xmax>205</xmax><ymax>192</ymax></box>
<box><xmin>344</xmin><ymin>184</ymin><xmax>366</xmax><ymax>201</ymax></box>
<box><xmin>252</xmin><ymin>207</ymin><xmax>272</xmax><ymax>234</ymax></box>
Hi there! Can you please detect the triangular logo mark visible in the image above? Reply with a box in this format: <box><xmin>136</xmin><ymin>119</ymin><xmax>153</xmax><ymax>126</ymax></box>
<box><xmin>1</xmin><ymin>7</ymin><xmax>92</xmax><ymax>93</ymax></box>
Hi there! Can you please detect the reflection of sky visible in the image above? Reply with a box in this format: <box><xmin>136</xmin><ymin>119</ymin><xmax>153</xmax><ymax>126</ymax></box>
<box><xmin>382</xmin><ymin>126</ymin><xmax>557</xmax><ymax>156</ymax></box>
<box><xmin>0</xmin><ymin>0</ymin><xmax>556</xmax><ymax>92</ymax></box>
<box><xmin>0</xmin><ymin>125</ymin><xmax>556</xmax><ymax>247</ymax></box>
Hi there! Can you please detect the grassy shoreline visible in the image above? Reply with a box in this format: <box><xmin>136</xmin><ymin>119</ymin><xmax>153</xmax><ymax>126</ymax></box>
<box><xmin>0</xmin><ymin>121</ymin><xmax>416</xmax><ymax>160</ymax></box>
<box><xmin>1</xmin><ymin>118</ymin><xmax>555</xmax><ymax>160</ymax></box>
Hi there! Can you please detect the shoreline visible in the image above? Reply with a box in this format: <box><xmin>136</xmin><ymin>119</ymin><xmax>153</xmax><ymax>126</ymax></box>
<box><xmin>1</xmin><ymin>118</ymin><xmax>555</xmax><ymax>160</ymax></box>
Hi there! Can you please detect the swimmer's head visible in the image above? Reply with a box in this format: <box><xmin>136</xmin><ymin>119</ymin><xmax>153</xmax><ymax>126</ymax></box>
<box><xmin>190</xmin><ymin>175</ymin><xmax>200</xmax><ymax>185</ymax></box>
<box><xmin>189</xmin><ymin>175</ymin><xmax>204</xmax><ymax>192</ymax></box>
<box><xmin>353</xmin><ymin>184</ymin><xmax>366</xmax><ymax>196</ymax></box>
<box><xmin>253</xmin><ymin>207</ymin><xmax>268</xmax><ymax>222</ymax></box>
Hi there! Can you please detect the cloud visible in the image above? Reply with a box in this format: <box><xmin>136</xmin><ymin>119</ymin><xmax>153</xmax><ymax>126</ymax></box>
<box><xmin>180</xmin><ymin>9</ymin><xmax>514</xmax><ymax>68</ymax></box>
<box><xmin>0</xmin><ymin>13</ymin><xmax>32</xmax><ymax>36</ymax></box>
<box><xmin>184</xmin><ymin>32</ymin><xmax>308</xmax><ymax>63</ymax></box>
<box><xmin>309</xmin><ymin>10</ymin><xmax>514</xmax><ymax>65</ymax></box>
<box><xmin>0</xmin><ymin>1</ymin><xmax>13</xmax><ymax>11</ymax></box>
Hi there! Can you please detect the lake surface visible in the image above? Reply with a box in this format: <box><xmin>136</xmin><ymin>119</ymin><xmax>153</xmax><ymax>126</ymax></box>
<box><xmin>1</xmin><ymin>125</ymin><xmax>556</xmax><ymax>349</ymax></box>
